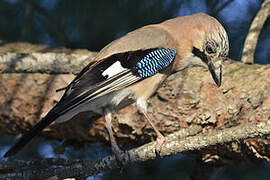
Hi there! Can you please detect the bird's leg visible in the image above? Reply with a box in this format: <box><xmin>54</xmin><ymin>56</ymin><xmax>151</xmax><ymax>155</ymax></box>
<box><xmin>103</xmin><ymin>107</ymin><xmax>123</xmax><ymax>162</ymax></box>
<box><xmin>137</xmin><ymin>103</ymin><xmax>165</xmax><ymax>156</ymax></box>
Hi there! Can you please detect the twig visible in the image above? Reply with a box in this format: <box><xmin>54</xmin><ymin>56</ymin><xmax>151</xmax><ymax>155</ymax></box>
<box><xmin>0</xmin><ymin>158</ymin><xmax>82</xmax><ymax>170</ymax></box>
<box><xmin>0</xmin><ymin>125</ymin><xmax>201</xmax><ymax>179</ymax></box>
<box><xmin>1</xmin><ymin>121</ymin><xmax>270</xmax><ymax>179</ymax></box>
<box><xmin>241</xmin><ymin>0</ymin><xmax>270</xmax><ymax>64</ymax></box>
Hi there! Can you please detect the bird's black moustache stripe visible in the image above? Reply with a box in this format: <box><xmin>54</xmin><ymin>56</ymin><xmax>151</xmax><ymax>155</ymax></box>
<box><xmin>192</xmin><ymin>47</ymin><xmax>209</xmax><ymax>64</ymax></box>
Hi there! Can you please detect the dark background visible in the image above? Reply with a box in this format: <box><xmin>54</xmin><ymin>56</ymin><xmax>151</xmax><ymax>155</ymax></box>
<box><xmin>0</xmin><ymin>0</ymin><xmax>269</xmax><ymax>64</ymax></box>
<box><xmin>0</xmin><ymin>0</ymin><xmax>269</xmax><ymax>179</ymax></box>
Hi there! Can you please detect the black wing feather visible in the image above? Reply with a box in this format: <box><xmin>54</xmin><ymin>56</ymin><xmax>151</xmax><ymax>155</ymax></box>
<box><xmin>3</xmin><ymin>48</ymin><xmax>175</xmax><ymax>157</ymax></box>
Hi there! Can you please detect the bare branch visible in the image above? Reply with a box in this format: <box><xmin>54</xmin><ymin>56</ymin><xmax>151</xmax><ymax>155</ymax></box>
<box><xmin>0</xmin><ymin>52</ymin><xmax>97</xmax><ymax>74</ymax></box>
<box><xmin>1</xmin><ymin>121</ymin><xmax>270</xmax><ymax>179</ymax></box>
<box><xmin>0</xmin><ymin>42</ymin><xmax>270</xmax><ymax>178</ymax></box>
<box><xmin>241</xmin><ymin>0</ymin><xmax>270</xmax><ymax>64</ymax></box>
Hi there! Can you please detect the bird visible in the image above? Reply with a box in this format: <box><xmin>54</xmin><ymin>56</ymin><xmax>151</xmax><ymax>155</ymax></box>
<box><xmin>3</xmin><ymin>13</ymin><xmax>229</xmax><ymax>161</ymax></box>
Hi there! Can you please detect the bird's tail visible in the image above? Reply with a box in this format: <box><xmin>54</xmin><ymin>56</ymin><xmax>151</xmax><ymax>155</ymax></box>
<box><xmin>3</xmin><ymin>111</ymin><xmax>60</xmax><ymax>157</ymax></box>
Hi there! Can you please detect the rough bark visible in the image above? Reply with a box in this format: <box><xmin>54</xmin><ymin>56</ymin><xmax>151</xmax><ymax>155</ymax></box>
<box><xmin>0</xmin><ymin>42</ymin><xmax>97</xmax><ymax>74</ymax></box>
<box><xmin>0</xmin><ymin>42</ymin><xmax>270</xmax><ymax>164</ymax></box>
<box><xmin>241</xmin><ymin>0</ymin><xmax>270</xmax><ymax>64</ymax></box>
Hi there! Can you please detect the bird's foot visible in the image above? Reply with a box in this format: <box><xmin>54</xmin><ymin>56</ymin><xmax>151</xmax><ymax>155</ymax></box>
<box><xmin>111</xmin><ymin>141</ymin><xmax>124</xmax><ymax>166</ymax></box>
<box><xmin>155</xmin><ymin>134</ymin><xmax>165</xmax><ymax>157</ymax></box>
<box><xmin>104</xmin><ymin>107</ymin><xmax>124</xmax><ymax>167</ymax></box>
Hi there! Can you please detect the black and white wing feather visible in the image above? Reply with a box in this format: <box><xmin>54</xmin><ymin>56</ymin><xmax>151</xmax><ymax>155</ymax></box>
<box><xmin>53</xmin><ymin>48</ymin><xmax>176</xmax><ymax>115</ymax></box>
<box><xmin>3</xmin><ymin>48</ymin><xmax>176</xmax><ymax>157</ymax></box>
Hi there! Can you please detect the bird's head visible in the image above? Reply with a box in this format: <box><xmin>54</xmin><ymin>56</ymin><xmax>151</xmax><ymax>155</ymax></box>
<box><xmin>162</xmin><ymin>13</ymin><xmax>229</xmax><ymax>87</ymax></box>
<box><xmin>190</xmin><ymin>28</ymin><xmax>229</xmax><ymax>86</ymax></box>
<box><xmin>191</xmin><ymin>17</ymin><xmax>229</xmax><ymax>87</ymax></box>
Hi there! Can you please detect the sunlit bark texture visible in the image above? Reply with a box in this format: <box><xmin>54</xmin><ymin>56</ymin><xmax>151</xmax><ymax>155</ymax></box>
<box><xmin>0</xmin><ymin>42</ymin><xmax>270</xmax><ymax>163</ymax></box>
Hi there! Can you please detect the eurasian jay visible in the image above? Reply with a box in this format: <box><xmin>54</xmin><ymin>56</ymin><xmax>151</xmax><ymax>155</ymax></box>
<box><xmin>3</xmin><ymin>13</ymin><xmax>229</xmax><ymax>160</ymax></box>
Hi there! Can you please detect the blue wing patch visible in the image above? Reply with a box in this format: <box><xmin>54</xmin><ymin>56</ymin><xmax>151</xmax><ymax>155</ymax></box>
<box><xmin>136</xmin><ymin>49</ymin><xmax>176</xmax><ymax>78</ymax></box>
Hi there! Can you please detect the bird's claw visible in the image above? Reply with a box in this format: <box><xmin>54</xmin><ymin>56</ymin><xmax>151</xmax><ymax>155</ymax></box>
<box><xmin>155</xmin><ymin>135</ymin><xmax>165</xmax><ymax>157</ymax></box>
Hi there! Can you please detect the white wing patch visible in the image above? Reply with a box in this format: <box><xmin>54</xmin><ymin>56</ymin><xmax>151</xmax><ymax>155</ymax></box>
<box><xmin>102</xmin><ymin>61</ymin><xmax>127</xmax><ymax>78</ymax></box>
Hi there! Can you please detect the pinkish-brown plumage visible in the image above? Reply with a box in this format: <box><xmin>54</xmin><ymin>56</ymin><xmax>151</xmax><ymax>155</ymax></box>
<box><xmin>4</xmin><ymin>13</ymin><xmax>229</xmax><ymax>160</ymax></box>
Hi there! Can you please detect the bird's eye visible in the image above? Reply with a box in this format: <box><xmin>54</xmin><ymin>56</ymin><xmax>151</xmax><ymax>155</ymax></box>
<box><xmin>206</xmin><ymin>45</ymin><xmax>215</xmax><ymax>54</ymax></box>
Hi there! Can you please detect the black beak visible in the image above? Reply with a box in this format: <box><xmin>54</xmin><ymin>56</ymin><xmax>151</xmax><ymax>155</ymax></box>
<box><xmin>208</xmin><ymin>62</ymin><xmax>222</xmax><ymax>87</ymax></box>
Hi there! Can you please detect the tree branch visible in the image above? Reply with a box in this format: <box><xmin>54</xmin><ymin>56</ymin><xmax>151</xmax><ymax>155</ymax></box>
<box><xmin>241</xmin><ymin>0</ymin><xmax>270</xmax><ymax>64</ymax></box>
<box><xmin>0</xmin><ymin>42</ymin><xmax>270</xmax><ymax>179</ymax></box>
<box><xmin>0</xmin><ymin>50</ymin><xmax>97</xmax><ymax>74</ymax></box>
<box><xmin>1</xmin><ymin>121</ymin><xmax>270</xmax><ymax>179</ymax></box>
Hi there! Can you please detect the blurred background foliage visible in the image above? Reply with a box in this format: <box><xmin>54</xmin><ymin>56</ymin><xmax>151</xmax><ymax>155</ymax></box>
<box><xmin>0</xmin><ymin>0</ymin><xmax>269</xmax><ymax>63</ymax></box>
<box><xmin>0</xmin><ymin>0</ymin><xmax>270</xmax><ymax>179</ymax></box>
